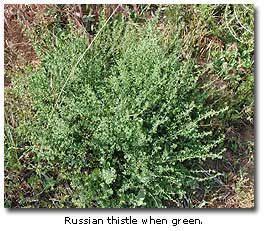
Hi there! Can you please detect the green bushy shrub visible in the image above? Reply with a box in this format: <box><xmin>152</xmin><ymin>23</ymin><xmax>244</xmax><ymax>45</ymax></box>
<box><xmin>8</xmin><ymin>13</ymin><xmax>233</xmax><ymax>208</ymax></box>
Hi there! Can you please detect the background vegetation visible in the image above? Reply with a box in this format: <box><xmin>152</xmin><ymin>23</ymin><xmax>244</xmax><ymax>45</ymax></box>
<box><xmin>4</xmin><ymin>4</ymin><xmax>254</xmax><ymax>208</ymax></box>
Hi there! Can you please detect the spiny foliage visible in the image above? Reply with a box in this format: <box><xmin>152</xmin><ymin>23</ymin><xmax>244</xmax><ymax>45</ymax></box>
<box><xmin>12</xmin><ymin>18</ymin><xmax>225</xmax><ymax>208</ymax></box>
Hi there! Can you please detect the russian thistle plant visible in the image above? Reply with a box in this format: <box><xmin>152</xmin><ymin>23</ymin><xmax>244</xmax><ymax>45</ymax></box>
<box><xmin>12</xmin><ymin>16</ymin><xmax>228</xmax><ymax>208</ymax></box>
